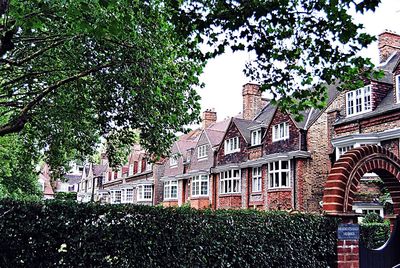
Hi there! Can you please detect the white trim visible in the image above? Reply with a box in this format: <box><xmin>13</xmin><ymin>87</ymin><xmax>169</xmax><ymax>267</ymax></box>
<box><xmin>224</xmin><ymin>137</ymin><xmax>240</xmax><ymax>154</ymax></box>
<box><xmin>219</xmin><ymin>169</ymin><xmax>241</xmax><ymax>194</ymax></box>
<box><xmin>137</xmin><ymin>184</ymin><xmax>153</xmax><ymax>201</ymax></box>
<box><xmin>272</xmin><ymin>122</ymin><xmax>289</xmax><ymax>142</ymax></box>
<box><xmin>268</xmin><ymin>160</ymin><xmax>290</xmax><ymax>189</ymax></box>
<box><xmin>332</xmin><ymin>128</ymin><xmax>400</xmax><ymax>147</ymax></box>
<box><xmin>252</xmin><ymin>166</ymin><xmax>262</xmax><ymax>192</ymax></box>
<box><xmin>163</xmin><ymin>180</ymin><xmax>178</xmax><ymax>200</ymax></box>
<box><xmin>191</xmin><ymin>174</ymin><xmax>209</xmax><ymax>197</ymax></box>
<box><xmin>197</xmin><ymin>144</ymin><xmax>208</xmax><ymax>159</ymax></box>
<box><xmin>251</xmin><ymin>129</ymin><xmax>262</xmax><ymax>146</ymax></box>
<box><xmin>346</xmin><ymin>85</ymin><xmax>372</xmax><ymax>117</ymax></box>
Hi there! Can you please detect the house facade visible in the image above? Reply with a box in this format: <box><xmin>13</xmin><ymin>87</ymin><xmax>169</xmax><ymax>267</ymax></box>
<box><xmin>159</xmin><ymin>31</ymin><xmax>400</xmax><ymax>216</ymax></box>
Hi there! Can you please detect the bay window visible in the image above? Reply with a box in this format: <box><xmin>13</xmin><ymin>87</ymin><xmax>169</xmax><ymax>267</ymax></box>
<box><xmin>220</xmin><ymin>169</ymin><xmax>241</xmax><ymax>194</ymax></box>
<box><xmin>269</xmin><ymin>160</ymin><xmax>290</xmax><ymax>188</ymax></box>
<box><xmin>164</xmin><ymin>180</ymin><xmax>178</xmax><ymax>200</ymax></box>
<box><xmin>192</xmin><ymin>175</ymin><xmax>209</xmax><ymax>197</ymax></box>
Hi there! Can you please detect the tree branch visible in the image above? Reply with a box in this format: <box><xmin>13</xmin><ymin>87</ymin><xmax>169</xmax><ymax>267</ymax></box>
<box><xmin>0</xmin><ymin>61</ymin><xmax>118</xmax><ymax>136</ymax></box>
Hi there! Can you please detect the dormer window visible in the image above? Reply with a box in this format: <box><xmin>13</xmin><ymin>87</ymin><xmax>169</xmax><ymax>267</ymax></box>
<box><xmin>251</xmin><ymin>129</ymin><xmax>262</xmax><ymax>146</ymax></box>
<box><xmin>272</xmin><ymin>122</ymin><xmax>289</xmax><ymax>142</ymax></box>
<box><xmin>396</xmin><ymin>74</ymin><xmax>400</xmax><ymax>103</ymax></box>
<box><xmin>197</xmin><ymin>144</ymin><xmax>207</xmax><ymax>159</ymax></box>
<box><xmin>170</xmin><ymin>155</ymin><xmax>178</xmax><ymax>167</ymax></box>
<box><xmin>128</xmin><ymin>164</ymin><xmax>133</xmax><ymax>176</ymax></box>
<box><xmin>138</xmin><ymin>160</ymin><xmax>142</xmax><ymax>173</ymax></box>
<box><xmin>224</xmin><ymin>137</ymin><xmax>240</xmax><ymax>154</ymax></box>
<box><xmin>145</xmin><ymin>160</ymin><xmax>152</xmax><ymax>171</ymax></box>
<box><xmin>346</xmin><ymin>85</ymin><xmax>371</xmax><ymax>116</ymax></box>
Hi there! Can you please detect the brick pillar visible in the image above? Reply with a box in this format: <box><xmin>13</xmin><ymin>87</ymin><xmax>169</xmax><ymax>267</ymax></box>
<box><xmin>336</xmin><ymin>215</ymin><xmax>360</xmax><ymax>268</ymax></box>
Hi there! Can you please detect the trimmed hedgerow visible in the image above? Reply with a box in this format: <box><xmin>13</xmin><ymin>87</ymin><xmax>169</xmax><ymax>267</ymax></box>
<box><xmin>0</xmin><ymin>199</ymin><xmax>339</xmax><ymax>267</ymax></box>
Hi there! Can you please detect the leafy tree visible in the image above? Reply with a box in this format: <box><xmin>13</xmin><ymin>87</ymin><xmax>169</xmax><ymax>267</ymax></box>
<box><xmin>177</xmin><ymin>0</ymin><xmax>382</xmax><ymax>119</ymax></box>
<box><xmin>0</xmin><ymin>131</ymin><xmax>41</xmax><ymax>199</ymax></box>
<box><xmin>0</xmin><ymin>0</ymin><xmax>203</xmax><ymax>172</ymax></box>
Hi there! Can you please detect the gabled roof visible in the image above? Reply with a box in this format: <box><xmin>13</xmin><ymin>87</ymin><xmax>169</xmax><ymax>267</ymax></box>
<box><xmin>93</xmin><ymin>164</ymin><xmax>108</xmax><ymax>177</ymax></box>
<box><xmin>232</xmin><ymin>117</ymin><xmax>259</xmax><ymax>143</ymax></box>
<box><xmin>63</xmin><ymin>174</ymin><xmax>81</xmax><ymax>185</ymax></box>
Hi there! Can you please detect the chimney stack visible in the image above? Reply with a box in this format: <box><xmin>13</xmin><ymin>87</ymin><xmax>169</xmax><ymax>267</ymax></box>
<box><xmin>242</xmin><ymin>83</ymin><xmax>262</xmax><ymax>120</ymax></box>
<box><xmin>378</xmin><ymin>30</ymin><xmax>400</xmax><ymax>63</ymax></box>
<box><xmin>202</xmin><ymin>109</ymin><xmax>217</xmax><ymax>129</ymax></box>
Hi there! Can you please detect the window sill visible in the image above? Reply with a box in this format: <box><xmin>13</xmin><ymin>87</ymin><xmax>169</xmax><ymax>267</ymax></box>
<box><xmin>164</xmin><ymin>198</ymin><xmax>178</xmax><ymax>201</ymax></box>
<box><xmin>272</xmin><ymin>138</ymin><xmax>289</xmax><ymax>142</ymax></box>
<box><xmin>191</xmin><ymin>195</ymin><xmax>209</xmax><ymax>200</ymax></box>
<box><xmin>224</xmin><ymin>150</ymin><xmax>240</xmax><ymax>155</ymax></box>
<box><xmin>249</xmin><ymin>144</ymin><xmax>262</xmax><ymax>149</ymax></box>
<box><xmin>251</xmin><ymin>191</ymin><xmax>262</xmax><ymax>196</ymax></box>
<box><xmin>346</xmin><ymin>109</ymin><xmax>372</xmax><ymax>118</ymax></box>
<box><xmin>219</xmin><ymin>193</ymin><xmax>241</xmax><ymax>197</ymax></box>
<box><xmin>267</xmin><ymin>187</ymin><xmax>291</xmax><ymax>192</ymax></box>
<box><xmin>198</xmin><ymin>157</ymin><xmax>208</xmax><ymax>161</ymax></box>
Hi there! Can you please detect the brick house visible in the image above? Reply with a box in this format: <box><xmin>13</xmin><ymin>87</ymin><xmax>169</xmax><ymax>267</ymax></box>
<box><xmin>102</xmin><ymin>145</ymin><xmax>164</xmax><ymax>205</ymax></box>
<box><xmin>161</xmin><ymin>129</ymin><xmax>202</xmax><ymax>207</ymax></box>
<box><xmin>77</xmin><ymin>162</ymin><xmax>108</xmax><ymax>202</ymax></box>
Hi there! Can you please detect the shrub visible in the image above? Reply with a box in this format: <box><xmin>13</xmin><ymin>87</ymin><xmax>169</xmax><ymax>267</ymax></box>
<box><xmin>54</xmin><ymin>192</ymin><xmax>77</xmax><ymax>201</ymax></box>
<box><xmin>360</xmin><ymin>221</ymin><xmax>390</xmax><ymax>249</ymax></box>
<box><xmin>0</xmin><ymin>199</ymin><xmax>339</xmax><ymax>267</ymax></box>
<box><xmin>363</xmin><ymin>212</ymin><xmax>384</xmax><ymax>224</ymax></box>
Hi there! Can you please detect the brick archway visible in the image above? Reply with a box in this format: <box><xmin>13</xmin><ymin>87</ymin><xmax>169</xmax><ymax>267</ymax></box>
<box><xmin>323</xmin><ymin>145</ymin><xmax>400</xmax><ymax>215</ymax></box>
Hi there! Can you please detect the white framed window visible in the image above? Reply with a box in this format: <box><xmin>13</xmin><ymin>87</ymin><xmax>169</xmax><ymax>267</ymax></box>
<box><xmin>170</xmin><ymin>155</ymin><xmax>178</xmax><ymax>167</ymax></box>
<box><xmin>164</xmin><ymin>181</ymin><xmax>178</xmax><ymax>200</ymax></box>
<box><xmin>146</xmin><ymin>160</ymin><xmax>152</xmax><ymax>171</ymax></box>
<box><xmin>346</xmin><ymin>85</ymin><xmax>372</xmax><ymax>116</ymax></box>
<box><xmin>111</xmin><ymin>190</ymin><xmax>122</xmax><ymax>204</ymax></box>
<box><xmin>252</xmin><ymin>167</ymin><xmax>262</xmax><ymax>192</ymax></box>
<box><xmin>125</xmin><ymin>188</ymin><xmax>133</xmax><ymax>203</ymax></box>
<box><xmin>192</xmin><ymin>175</ymin><xmax>209</xmax><ymax>197</ymax></box>
<box><xmin>268</xmin><ymin>160</ymin><xmax>290</xmax><ymax>188</ymax></box>
<box><xmin>272</xmin><ymin>122</ymin><xmax>289</xmax><ymax>141</ymax></box>
<box><xmin>337</xmin><ymin>145</ymin><xmax>354</xmax><ymax>157</ymax></box>
<box><xmin>224</xmin><ymin>137</ymin><xmax>240</xmax><ymax>154</ymax></box>
<box><xmin>396</xmin><ymin>75</ymin><xmax>400</xmax><ymax>103</ymax></box>
<box><xmin>128</xmin><ymin>164</ymin><xmax>134</xmax><ymax>176</ymax></box>
<box><xmin>197</xmin><ymin>145</ymin><xmax>208</xmax><ymax>159</ymax></box>
<box><xmin>138</xmin><ymin>185</ymin><xmax>152</xmax><ymax>201</ymax></box>
<box><xmin>251</xmin><ymin>129</ymin><xmax>262</xmax><ymax>146</ymax></box>
<box><xmin>220</xmin><ymin>169</ymin><xmax>241</xmax><ymax>194</ymax></box>
<box><xmin>117</xmin><ymin>170</ymin><xmax>122</xmax><ymax>178</ymax></box>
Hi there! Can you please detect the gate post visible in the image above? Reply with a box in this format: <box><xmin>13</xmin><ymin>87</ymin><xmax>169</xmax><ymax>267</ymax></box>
<box><xmin>334</xmin><ymin>213</ymin><xmax>360</xmax><ymax>268</ymax></box>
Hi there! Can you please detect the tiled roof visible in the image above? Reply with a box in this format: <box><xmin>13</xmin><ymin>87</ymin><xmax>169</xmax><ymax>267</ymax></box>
<box><xmin>63</xmin><ymin>174</ymin><xmax>81</xmax><ymax>185</ymax></box>
<box><xmin>232</xmin><ymin>117</ymin><xmax>259</xmax><ymax>143</ymax></box>
<box><xmin>93</xmin><ymin>164</ymin><xmax>108</xmax><ymax>176</ymax></box>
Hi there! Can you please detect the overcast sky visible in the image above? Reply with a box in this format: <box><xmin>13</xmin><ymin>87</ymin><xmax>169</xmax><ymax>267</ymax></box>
<box><xmin>195</xmin><ymin>0</ymin><xmax>400</xmax><ymax>124</ymax></box>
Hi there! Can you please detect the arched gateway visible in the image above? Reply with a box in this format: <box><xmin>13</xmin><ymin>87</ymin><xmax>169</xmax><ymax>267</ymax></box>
<box><xmin>323</xmin><ymin>144</ymin><xmax>400</xmax><ymax>215</ymax></box>
<box><xmin>323</xmin><ymin>145</ymin><xmax>400</xmax><ymax>268</ymax></box>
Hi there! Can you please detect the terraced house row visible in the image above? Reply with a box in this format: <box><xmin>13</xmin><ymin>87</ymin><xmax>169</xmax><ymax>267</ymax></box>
<box><xmin>78</xmin><ymin>31</ymin><xmax>400</xmax><ymax>216</ymax></box>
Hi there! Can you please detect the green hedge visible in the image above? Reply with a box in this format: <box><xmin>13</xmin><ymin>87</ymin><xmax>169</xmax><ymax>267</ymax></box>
<box><xmin>360</xmin><ymin>222</ymin><xmax>390</xmax><ymax>249</ymax></box>
<box><xmin>0</xmin><ymin>199</ymin><xmax>339</xmax><ymax>267</ymax></box>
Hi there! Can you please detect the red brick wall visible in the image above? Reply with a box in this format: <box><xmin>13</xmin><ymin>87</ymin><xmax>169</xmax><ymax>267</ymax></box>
<box><xmin>242</xmin><ymin>83</ymin><xmax>262</xmax><ymax>120</ymax></box>
<box><xmin>381</xmin><ymin>139</ymin><xmax>399</xmax><ymax>157</ymax></box>
<box><xmin>190</xmin><ymin>198</ymin><xmax>210</xmax><ymax>209</ymax></box>
<box><xmin>371</xmin><ymin>81</ymin><xmax>392</xmax><ymax>110</ymax></box>
<box><xmin>218</xmin><ymin>195</ymin><xmax>242</xmax><ymax>209</ymax></box>
<box><xmin>248</xmin><ymin>146</ymin><xmax>262</xmax><ymax>160</ymax></box>
<box><xmin>217</xmin><ymin>123</ymin><xmax>248</xmax><ymax>166</ymax></box>
<box><xmin>264</xmin><ymin>109</ymin><xmax>301</xmax><ymax>154</ymax></box>
<box><xmin>267</xmin><ymin>190</ymin><xmax>292</xmax><ymax>210</ymax></box>
<box><xmin>163</xmin><ymin>201</ymin><xmax>178</xmax><ymax>207</ymax></box>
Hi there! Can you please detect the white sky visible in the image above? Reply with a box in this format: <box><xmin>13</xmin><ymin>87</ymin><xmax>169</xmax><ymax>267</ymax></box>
<box><xmin>195</xmin><ymin>0</ymin><xmax>400</xmax><ymax>123</ymax></box>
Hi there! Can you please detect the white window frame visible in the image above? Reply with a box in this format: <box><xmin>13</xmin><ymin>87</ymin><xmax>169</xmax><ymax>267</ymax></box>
<box><xmin>197</xmin><ymin>144</ymin><xmax>208</xmax><ymax>159</ymax></box>
<box><xmin>137</xmin><ymin>161</ymin><xmax>142</xmax><ymax>173</ymax></box>
<box><xmin>121</xmin><ymin>188</ymin><xmax>133</xmax><ymax>203</ymax></box>
<box><xmin>164</xmin><ymin>180</ymin><xmax>178</xmax><ymax>200</ymax></box>
<box><xmin>137</xmin><ymin>185</ymin><xmax>152</xmax><ymax>201</ymax></box>
<box><xmin>146</xmin><ymin>160</ymin><xmax>152</xmax><ymax>171</ymax></box>
<box><xmin>251</xmin><ymin>129</ymin><xmax>262</xmax><ymax>146</ymax></box>
<box><xmin>191</xmin><ymin>174</ymin><xmax>209</xmax><ymax>197</ymax></box>
<box><xmin>268</xmin><ymin>160</ymin><xmax>290</xmax><ymax>189</ymax></box>
<box><xmin>337</xmin><ymin>145</ymin><xmax>354</xmax><ymax>158</ymax></box>
<box><xmin>128</xmin><ymin>164</ymin><xmax>134</xmax><ymax>176</ymax></box>
<box><xmin>170</xmin><ymin>155</ymin><xmax>178</xmax><ymax>167</ymax></box>
<box><xmin>396</xmin><ymin>74</ymin><xmax>400</xmax><ymax>103</ymax></box>
<box><xmin>117</xmin><ymin>170</ymin><xmax>122</xmax><ymax>178</ymax></box>
<box><xmin>224</xmin><ymin>137</ymin><xmax>240</xmax><ymax>154</ymax></box>
<box><xmin>252</xmin><ymin>167</ymin><xmax>262</xmax><ymax>192</ymax></box>
<box><xmin>219</xmin><ymin>169</ymin><xmax>241</xmax><ymax>194</ymax></box>
<box><xmin>272</xmin><ymin>122</ymin><xmax>289</xmax><ymax>142</ymax></box>
<box><xmin>346</xmin><ymin>85</ymin><xmax>372</xmax><ymax>117</ymax></box>
<box><xmin>111</xmin><ymin>190</ymin><xmax>122</xmax><ymax>204</ymax></box>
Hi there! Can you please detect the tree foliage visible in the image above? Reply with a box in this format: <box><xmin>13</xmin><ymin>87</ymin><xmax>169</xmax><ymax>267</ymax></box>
<box><xmin>177</xmin><ymin>0</ymin><xmax>382</xmax><ymax>119</ymax></box>
<box><xmin>0</xmin><ymin>0</ymin><xmax>203</xmax><ymax>171</ymax></box>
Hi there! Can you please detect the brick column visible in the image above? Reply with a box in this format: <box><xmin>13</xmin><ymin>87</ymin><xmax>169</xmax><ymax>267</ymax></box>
<box><xmin>330</xmin><ymin>214</ymin><xmax>360</xmax><ymax>268</ymax></box>
<box><xmin>337</xmin><ymin>240</ymin><xmax>359</xmax><ymax>268</ymax></box>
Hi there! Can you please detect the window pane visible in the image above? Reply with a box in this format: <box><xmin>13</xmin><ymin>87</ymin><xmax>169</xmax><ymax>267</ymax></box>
<box><xmin>281</xmin><ymin>160</ymin><xmax>288</xmax><ymax>169</ymax></box>
<box><xmin>281</xmin><ymin>171</ymin><xmax>288</xmax><ymax>187</ymax></box>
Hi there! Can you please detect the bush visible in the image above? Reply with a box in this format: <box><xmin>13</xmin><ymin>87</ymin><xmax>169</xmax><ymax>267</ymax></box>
<box><xmin>363</xmin><ymin>212</ymin><xmax>384</xmax><ymax>224</ymax></box>
<box><xmin>360</xmin><ymin>221</ymin><xmax>390</xmax><ymax>249</ymax></box>
<box><xmin>54</xmin><ymin>191</ymin><xmax>77</xmax><ymax>201</ymax></box>
<box><xmin>0</xmin><ymin>199</ymin><xmax>339</xmax><ymax>267</ymax></box>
